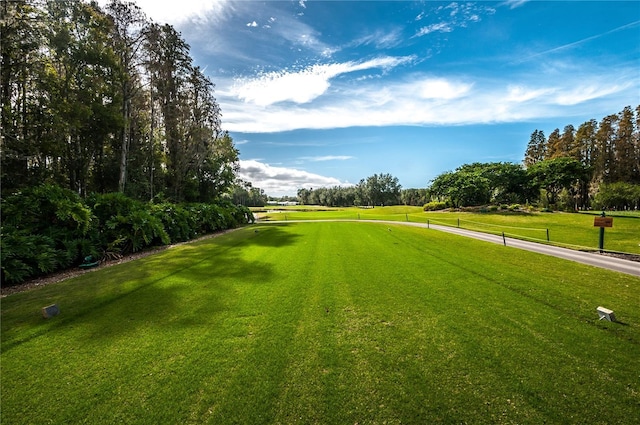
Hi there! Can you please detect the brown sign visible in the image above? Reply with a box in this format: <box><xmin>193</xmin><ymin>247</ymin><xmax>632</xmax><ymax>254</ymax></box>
<box><xmin>594</xmin><ymin>217</ymin><xmax>613</xmax><ymax>228</ymax></box>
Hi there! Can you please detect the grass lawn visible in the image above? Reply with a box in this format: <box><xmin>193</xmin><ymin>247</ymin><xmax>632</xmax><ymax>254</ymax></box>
<box><xmin>257</xmin><ymin>206</ymin><xmax>640</xmax><ymax>254</ymax></box>
<box><xmin>2</xmin><ymin>222</ymin><xmax>639</xmax><ymax>424</ymax></box>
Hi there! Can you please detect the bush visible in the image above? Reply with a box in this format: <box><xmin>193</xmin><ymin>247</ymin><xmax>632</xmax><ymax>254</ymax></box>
<box><xmin>0</xmin><ymin>231</ymin><xmax>58</xmax><ymax>284</ymax></box>
<box><xmin>2</xmin><ymin>186</ymin><xmax>254</xmax><ymax>285</ymax></box>
<box><xmin>152</xmin><ymin>203</ymin><xmax>196</xmax><ymax>242</ymax></box>
<box><xmin>1</xmin><ymin>185</ymin><xmax>96</xmax><ymax>285</ymax></box>
<box><xmin>423</xmin><ymin>201</ymin><xmax>448</xmax><ymax>211</ymax></box>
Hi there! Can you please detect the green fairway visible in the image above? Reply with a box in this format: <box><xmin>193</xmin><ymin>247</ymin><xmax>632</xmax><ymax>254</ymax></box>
<box><xmin>2</xmin><ymin>222</ymin><xmax>639</xmax><ymax>424</ymax></box>
<box><xmin>257</xmin><ymin>206</ymin><xmax>640</xmax><ymax>254</ymax></box>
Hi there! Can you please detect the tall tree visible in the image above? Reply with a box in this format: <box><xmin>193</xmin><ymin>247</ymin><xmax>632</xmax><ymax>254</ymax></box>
<box><xmin>1</xmin><ymin>0</ymin><xmax>47</xmax><ymax>192</ymax></box>
<box><xmin>524</xmin><ymin>130</ymin><xmax>546</xmax><ymax>167</ymax></box>
<box><xmin>594</xmin><ymin>114</ymin><xmax>618</xmax><ymax>184</ymax></box>
<box><xmin>105</xmin><ymin>0</ymin><xmax>148</xmax><ymax>193</ymax></box>
<box><xmin>612</xmin><ymin>106</ymin><xmax>637</xmax><ymax>182</ymax></box>
<box><xmin>545</xmin><ymin>128</ymin><xmax>562</xmax><ymax>159</ymax></box>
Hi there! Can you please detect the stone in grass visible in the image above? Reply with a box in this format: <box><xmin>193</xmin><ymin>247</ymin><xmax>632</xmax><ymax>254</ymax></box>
<box><xmin>42</xmin><ymin>304</ymin><xmax>60</xmax><ymax>319</ymax></box>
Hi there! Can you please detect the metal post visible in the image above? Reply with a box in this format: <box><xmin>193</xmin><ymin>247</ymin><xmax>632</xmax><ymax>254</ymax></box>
<box><xmin>599</xmin><ymin>211</ymin><xmax>605</xmax><ymax>253</ymax></box>
<box><xmin>546</xmin><ymin>229</ymin><xmax>550</xmax><ymax>242</ymax></box>
<box><xmin>502</xmin><ymin>232</ymin><xmax>506</xmax><ymax>246</ymax></box>
<box><xmin>427</xmin><ymin>219</ymin><xmax>430</xmax><ymax>229</ymax></box>
<box><xmin>457</xmin><ymin>218</ymin><xmax>460</xmax><ymax>228</ymax></box>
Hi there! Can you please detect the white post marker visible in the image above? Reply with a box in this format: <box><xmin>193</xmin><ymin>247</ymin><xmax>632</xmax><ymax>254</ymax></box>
<box><xmin>596</xmin><ymin>306</ymin><xmax>616</xmax><ymax>322</ymax></box>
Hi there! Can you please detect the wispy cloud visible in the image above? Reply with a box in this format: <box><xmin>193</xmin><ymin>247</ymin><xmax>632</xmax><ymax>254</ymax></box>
<box><xmin>97</xmin><ymin>0</ymin><xmax>231</xmax><ymax>25</ymax></box>
<box><xmin>414</xmin><ymin>2</ymin><xmax>493</xmax><ymax>38</ymax></box>
<box><xmin>238</xmin><ymin>159</ymin><xmax>349</xmax><ymax>195</ymax></box>
<box><xmin>299</xmin><ymin>156</ymin><xmax>354</xmax><ymax>162</ymax></box>
<box><xmin>500</xmin><ymin>0</ymin><xmax>530</xmax><ymax>9</ymax></box>
<box><xmin>220</xmin><ymin>67</ymin><xmax>638</xmax><ymax>133</ymax></box>
<box><xmin>414</xmin><ymin>22</ymin><xmax>453</xmax><ymax>37</ymax></box>
<box><xmin>517</xmin><ymin>20</ymin><xmax>640</xmax><ymax>63</ymax></box>
<box><xmin>231</xmin><ymin>56</ymin><xmax>414</xmax><ymax>106</ymax></box>
<box><xmin>349</xmin><ymin>28</ymin><xmax>405</xmax><ymax>49</ymax></box>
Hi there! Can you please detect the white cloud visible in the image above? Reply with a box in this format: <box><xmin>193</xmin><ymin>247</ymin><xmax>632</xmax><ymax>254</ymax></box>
<box><xmin>415</xmin><ymin>22</ymin><xmax>453</xmax><ymax>37</ymax></box>
<box><xmin>246</xmin><ymin>21</ymin><xmax>258</xmax><ymax>27</ymax></box>
<box><xmin>238</xmin><ymin>159</ymin><xmax>348</xmax><ymax>196</ymax></box>
<box><xmin>554</xmin><ymin>83</ymin><xmax>632</xmax><ymax>106</ymax></box>
<box><xmin>220</xmin><ymin>69</ymin><xmax>638</xmax><ymax>133</ymax></box>
<box><xmin>231</xmin><ymin>56</ymin><xmax>414</xmax><ymax>106</ymax></box>
<box><xmin>98</xmin><ymin>0</ymin><xmax>230</xmax><ymax>25</ymax></box>
<box><xmin>416</xmin><ymin>79</ymin><xmax>472</xmax><ymax>99</ymax></box>
<box><xmin>505</xmin><ymin>85</ymin><xmax>553</xmax><ymax>102</ymax></box>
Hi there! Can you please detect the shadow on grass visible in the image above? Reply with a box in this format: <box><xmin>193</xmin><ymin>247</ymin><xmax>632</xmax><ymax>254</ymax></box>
<box><xmin>234</xmin><ymin>223</ymin><xmax>303</xmax><ymax>248</ymax></box>
<box><xmin>1</xmin><ymin>239</ymin><xmax>276</xmax><ymax>352</ymax></box>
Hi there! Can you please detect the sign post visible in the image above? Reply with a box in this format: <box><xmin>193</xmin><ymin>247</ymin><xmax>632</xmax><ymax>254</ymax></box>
<box><xmin>593</xmin><ymin>212</ymin><xmax>613</xmax><ymax>253</ymax></box>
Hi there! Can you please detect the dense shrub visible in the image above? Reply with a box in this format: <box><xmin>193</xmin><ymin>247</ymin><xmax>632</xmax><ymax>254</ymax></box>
<box><xmin>1</xmin><ymin>185</ymin><xmax>95</xmax><ymax>283</ymax></box>
<box><xmin>423</xmin><ymin>201</ymin><xmax>448</xmax><ymax>211</ymax></box>
<box><xmin>2</xmin><ymin>185</ymin><xmax>254</xmax><ymax>286</ymax></box>
<box><xmin>151</xmin><ymin>203</ymin><xmax>196</xmax><ymax>242</ymax></box>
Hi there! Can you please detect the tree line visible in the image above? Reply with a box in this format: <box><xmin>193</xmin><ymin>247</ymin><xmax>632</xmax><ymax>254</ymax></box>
<box><xmin>297</xmin><ymin>173</ymin><xmax>402</xmax><ymax>207</ymax></box>
<box><xmin>296</xmin><ymin>106</ymin><xmax>640</xmax><ymax>211</ymax></box>
<box><xmin>1</xmin><ymin>0</ymin><xmax>238</xmax><ymax>202</ymax></box>
<box><xmin>430</xmin><ymin>106</ymin><xmax>640</xmax><ymax>211</ymax></box>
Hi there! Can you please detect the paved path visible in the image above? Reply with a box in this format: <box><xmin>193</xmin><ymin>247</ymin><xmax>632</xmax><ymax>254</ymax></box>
<box><xmin>267</xmin><ymin>219</ymin><xmax>640</xmax><ymax>278</ymax></box>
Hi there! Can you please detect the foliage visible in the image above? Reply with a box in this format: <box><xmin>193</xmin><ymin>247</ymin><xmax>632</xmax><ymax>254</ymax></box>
<box><xmin>428</xmin><ymin>162</ymin><xmax>531</xmax><ymax>208</ymax></box>
<box><xmin>1</xmin><ymin>0</ymin><xmax>237</xmax><ymax>203</ymax></box>
<box><xmin>297</xmin><ymin>173</ymin><xmax>401</xmax><ymax>207</ymax></box>
<box><xmin>230</xmin><ymin>181</ymin><xmax>268</xmax><ymax>207</ymax></box>
<box><xmin>1</xmin><ymin>185</ymin><xmax>253</xmax><ymax>285</ymax></box>
<box><xmin>592</xmin><ymin>182</ymin><xmax>640</xmax><ymax>210</ymax></box>
<box><xmin>401</xmin><ymin>188</ymin><xmax>430</xmax><ymax>206</ymax></box>
<box><xmin>1</xmin><ymin>185</ymin><xmax>95</xmax><ymax>283</ymax></box>
<box><xmin>527</xmin><ymin>157</ymin><xmax>589</xmax><ymax>208</ymax></box>
<box><xmin>423</xmin><ymin>201</ymin><xmax>448</xmax><ymax>211</ymax></box>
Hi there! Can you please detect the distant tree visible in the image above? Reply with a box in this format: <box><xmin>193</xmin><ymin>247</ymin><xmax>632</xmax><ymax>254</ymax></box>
<box><xmin>592</xmin><ymin>182</ymin><xmax>640</xmax><ymax>210</ymax></box>
<box><xmin>360</xmin><ymin>173</ymin><xmax>401</xmax><ymax>206</ymax></box>
<box><xmin>528</xmin><ymin>157</ymin><xmax>588</xmax><ymax>207</ymax></box>
<box><xmin>429</xmin><ymin>169</ymin><xmax>489</xmax><ymax>208</ymax></box>
<box><xmin>401</xmin><ymin>188</ymin><xmax>429</xmax><ymax>206</ymax></box>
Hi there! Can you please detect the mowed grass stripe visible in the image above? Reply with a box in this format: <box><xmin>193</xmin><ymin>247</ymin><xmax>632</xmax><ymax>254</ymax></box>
<box><xmin>1</xmin><ymin>222</ymin><xmax>639</xmax><ymax>424</ymax></box>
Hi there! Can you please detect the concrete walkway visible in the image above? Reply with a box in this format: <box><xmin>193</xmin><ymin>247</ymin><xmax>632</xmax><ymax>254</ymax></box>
<box><xmin>268</xmin><ymin>219</ymin><xmax>640</xmax><ymax>278</ymax></box>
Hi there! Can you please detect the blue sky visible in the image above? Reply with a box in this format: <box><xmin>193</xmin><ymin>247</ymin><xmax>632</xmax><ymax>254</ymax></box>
<box><xmin>119</xmin><ymin>0</ymin><xmax>639</xmax><ymax>196</ymax></box>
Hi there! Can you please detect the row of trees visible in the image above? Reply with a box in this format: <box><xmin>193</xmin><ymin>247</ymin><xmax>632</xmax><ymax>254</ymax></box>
<box><xmin>1</xmin><ymin>0</ymin><xmax>239</xmax><ymax>202</ymax></box>
<box><xmin>428</xmin><ymin>159</ymin><xmax>593</xmax><ymax>209</ymax></box>
<box><xmin>524</xmin><ymin>106</ymin><xmax>640</xmax><ymax>186</ymax></box>
<box><xmin>297</xmin><ymin>173</ymin><xmax>402</xmax><ymax>207</ymax></box>
<box><xmin>429</xmin><ymin>106</ymin><xmax>640</xmax><ymax>211</ymax></box>
<box><xmin>295</xmin><ymin>106</ymin><xmax>639</xmax><ymax>211</ymax></box>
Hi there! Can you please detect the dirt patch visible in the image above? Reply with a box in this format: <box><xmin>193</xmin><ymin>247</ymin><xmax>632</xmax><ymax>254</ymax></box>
<box><xmin>599</xmin><ymin>252</ymin><xmax>640</xmax><ymax>263</ymax></box>
<box><xmin>1</xmin><ymin>228</ymin><xmax>238</xmax><ymax>297</ymax></box>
